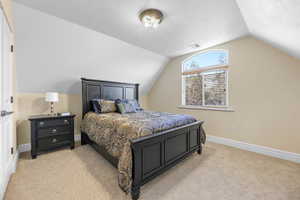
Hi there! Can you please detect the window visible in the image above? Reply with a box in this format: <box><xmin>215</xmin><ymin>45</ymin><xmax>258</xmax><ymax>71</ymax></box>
<box><xmin>182</xmin><ymin>50</ymin><xmax>229</xmax><ymax>108</ymax></box>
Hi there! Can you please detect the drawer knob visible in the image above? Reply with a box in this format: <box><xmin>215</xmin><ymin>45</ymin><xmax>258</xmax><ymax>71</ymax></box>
<box><xmin>64</xmin><ymin>120</ymin><xmax>69</xmax><ymax>124</ymax></box>
<box><xmin>52</xmin><ymin>138</ymin><xmax>57</xmax><ymax>143</ymax></box>
<box><xmin>39</xmin><ymin>121</ymin><xmax>45</xmax><ymax>126</ymax></box>
<box><xmin>52</xmin><ymin>129</ymin><xmax>57</xmax><ymax>133</ymax></box>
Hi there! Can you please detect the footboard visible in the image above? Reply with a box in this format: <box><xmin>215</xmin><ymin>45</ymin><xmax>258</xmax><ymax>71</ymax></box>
<box><xmin>130</xmin><ymin>121</ymin><xmax>203</xmax><ymax>200</ymax></box>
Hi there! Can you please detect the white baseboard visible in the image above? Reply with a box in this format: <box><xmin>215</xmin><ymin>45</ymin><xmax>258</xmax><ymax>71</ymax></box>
<box><xmin>74</xmin><ymin>134</ymin><xmax>81</xmax><ymax>142</ymax></box>
<box><xmin>10</xmin><ymin>151</ymin><xmax>19</xmax><ymax>174</ymax></box>
<box><xmin>19</xmin><ymin>135</ymin><xmax>81</xmax><ymax>153</ymax></box>
<box><xmin>0</xmin><ymin>151</ymin><xmax>19</xmax><ymax>200</ymax></box>
<box><xmin>18</xmin><ymin>134</ymin><xmax>300</xmax><ymax>163</ymax></box>
<box><xmin>207</xmin><ymin>135</ymin><xmax>300</xmax><ymax>164</ymax></box>
<box><xmin>18</xmin><ymin>143</ymin><xmax>31</xmax><ymax>153</ymax></box>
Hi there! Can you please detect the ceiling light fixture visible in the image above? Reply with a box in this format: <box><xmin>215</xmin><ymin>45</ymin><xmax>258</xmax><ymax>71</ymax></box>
<box><xmin>139</xmin><ymin>9</ymin><xmax>163</xmax><ymax>28</ymax></box>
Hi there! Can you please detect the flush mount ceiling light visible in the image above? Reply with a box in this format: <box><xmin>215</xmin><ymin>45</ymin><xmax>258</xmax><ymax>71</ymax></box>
<box><xmin>139</xmin><ymin>9</ymin><xmax>163</xmax><ymax>28</ymax></box>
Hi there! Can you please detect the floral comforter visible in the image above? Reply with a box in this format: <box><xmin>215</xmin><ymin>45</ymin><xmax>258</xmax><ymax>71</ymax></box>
<box><xmin>81</xmin><ymin>111</ymin><xmax>206</xmax><ymax>192</ymax></box>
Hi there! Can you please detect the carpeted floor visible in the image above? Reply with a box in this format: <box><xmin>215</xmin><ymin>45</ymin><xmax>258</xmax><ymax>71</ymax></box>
<box><xmin>5</xmin><ymin>142</ymin><xmax>300</xmax><ymax>200</ymax></box>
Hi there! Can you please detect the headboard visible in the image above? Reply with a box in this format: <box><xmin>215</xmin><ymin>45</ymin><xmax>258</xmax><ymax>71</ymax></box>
<box><xmin>81</xmin><ymin>78</ymin><xmax>139</xmax><ymax>117</ymax></box>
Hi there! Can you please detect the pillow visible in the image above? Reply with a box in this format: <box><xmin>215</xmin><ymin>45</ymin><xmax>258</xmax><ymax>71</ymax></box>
<box><xmin>116</xmin><ymin>102</ymin><xmax>126</xmax><ymax>114</ymax></box>
<box><xmin>91</xmin><ymin>99</ymin><xmax>117</xmax><ymax>113</ymax></box>
<box><xmin>91</xmin><ymin>99</ymin><xmax>101</xmax><ymax>113</ymax></box>
<box><xmin>127</xmin><ymin>99</ymin><xmax>143</xmax><ymax>111</ymax></box>
<box><xmin>123</xmin><ymin>103</ymin><xmax>136</xmax><ymax>113</ymax></box>
<box><xmin>115</xmin><ymin>99</ymin><xmax>137</xmax><ymax>114</ymax></box>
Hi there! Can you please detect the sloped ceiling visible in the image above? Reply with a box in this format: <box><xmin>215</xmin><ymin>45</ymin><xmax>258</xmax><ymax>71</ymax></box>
<box><xmin>13</xmin><ymin>0</ymin><xmax>249</xmax><ymax>57</ymax></box>
<box><xmin>13</xmin><ymin>0</ymin><xmax>300</xmax><ymax>59</ymax></box>
<box><xmin>13</xmin><ymin>3</ymin><xmax>168</xmax><ymax>95</ymax></box>
<box><xmin>236</xmin><ymin>0</ymin><xmax>300</xmax><ymax>59</ymax></box>
<box><xmin>12</xmin><ymin>0</ymin><xmax>300</xmax><ymax>95</ymax></box>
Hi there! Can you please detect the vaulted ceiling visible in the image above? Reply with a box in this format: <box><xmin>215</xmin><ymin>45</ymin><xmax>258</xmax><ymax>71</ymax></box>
<box><xmin>13</xmin><ymin>0</ymin><xmax>300</xmax><ymax>97</ymax></box>
<box><xmin>236</xmin><ymin>0</ymin><xmax>300</xmax><ymax>59</ymax></box>
<box><xmin>11</xmin><ymin>0</ymin><xmax>300</xmax><ymax>58</ymax></box>
<box><xmin>13</xmin><ymin>0</ymin><xmax>248</xmax><ymax>57</ymax></box>
<box><xmin>13</xmin><ymin>3</ymin><xmax>168</xmax><ymax>95</ymax></box>
<box><xmin>13</xmin><ymin>0</ymin><xmax>300</xmax><ymax>58</ymax></box>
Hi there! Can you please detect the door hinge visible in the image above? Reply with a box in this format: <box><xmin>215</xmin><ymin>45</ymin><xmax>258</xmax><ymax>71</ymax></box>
<box><xmin>10</xmin><ymin>96</ymin><xmax>14</xmax><ymax>103</ymax></box>
<box><xmin>11</xmin><ymin>147</ymin><xmax>14</xmax><ymax>154</ymax></box>
<box><xmin>11</xmin><ymin>45</ymin><xmax>13</xmax><ymax>52</ymax></box>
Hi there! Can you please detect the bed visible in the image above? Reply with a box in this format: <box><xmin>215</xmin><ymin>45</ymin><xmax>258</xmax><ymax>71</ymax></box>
<box><xmin>80</xmin><ymin>78</ymin><xmax>206</xmax><ymax>200</ymax></box>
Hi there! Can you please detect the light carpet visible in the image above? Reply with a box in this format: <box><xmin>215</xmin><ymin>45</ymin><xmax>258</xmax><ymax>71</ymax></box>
<box><xmin>5</xmin><ymin>142</ymin><xmax>300</xmax><ymax>200</ymax></box>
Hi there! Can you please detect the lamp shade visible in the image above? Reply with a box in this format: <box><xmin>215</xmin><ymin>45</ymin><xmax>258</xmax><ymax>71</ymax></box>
<box><xmin>45</xmin><ymin>92</ymin><xmax>59</xmax><ymax>102</ymax></box>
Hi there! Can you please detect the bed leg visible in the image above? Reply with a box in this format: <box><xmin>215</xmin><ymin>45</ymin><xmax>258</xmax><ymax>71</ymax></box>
<box><xmin>81</xmin><ymin>132</ymin><xmax>88</xmax><ymax>145</ymax></box>
<box><xmin>197</xmin><ymin>144</ymin><xmax>202</xmax><ymax>155</ymax></box>
<box><xmin>131</xmin><ymin>186</ymin><xmax>140</xmax><ymax>200</ymax></box>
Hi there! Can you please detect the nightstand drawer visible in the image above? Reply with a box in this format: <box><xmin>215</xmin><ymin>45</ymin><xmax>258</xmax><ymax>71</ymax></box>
<box><xmin>37</xmin><ymin>118</ymin><xmax>71</xmax><ymax>128</ymax></box>
<box><xmin>38</xmin><ymin>126</ymin><xmax>71</xmax><ymax>138</ymax></box>
<box><xmin>38</xmin><ymin>134</ymin><xmax>73</xmax><ymax>151</ymax></box>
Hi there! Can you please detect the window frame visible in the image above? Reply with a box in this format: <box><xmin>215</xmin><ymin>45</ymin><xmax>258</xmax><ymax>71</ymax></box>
<box><xmin>181</xmin><ymin>49</ymin><xmax>230</xmax><ymax>109</ymax></box>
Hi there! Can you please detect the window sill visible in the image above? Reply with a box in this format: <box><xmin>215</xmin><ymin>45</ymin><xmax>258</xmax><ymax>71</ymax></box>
<box><xmin>178</xmin><ymin>105</ymin><xmax>234</xmax><ymax>112</ymax></box>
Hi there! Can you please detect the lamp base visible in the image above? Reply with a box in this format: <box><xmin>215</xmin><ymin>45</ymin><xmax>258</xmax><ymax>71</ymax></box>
<box><xmin>50</xmin><ymin>102</ymin><xmax>55</xmax><ymax>114</ymax></box>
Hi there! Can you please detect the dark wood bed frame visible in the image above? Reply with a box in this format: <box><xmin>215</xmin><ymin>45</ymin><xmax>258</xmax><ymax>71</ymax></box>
<box><xmin>80</xmin><ymin>78</ymin><xmax>204</xmax><ymax>200</ymax></box>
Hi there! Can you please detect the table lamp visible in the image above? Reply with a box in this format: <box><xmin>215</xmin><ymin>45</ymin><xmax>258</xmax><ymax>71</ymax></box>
<box><xmin>45</xmin><ymin>92</ymin><xmax>59</xmax><ymax>114</ymax></box>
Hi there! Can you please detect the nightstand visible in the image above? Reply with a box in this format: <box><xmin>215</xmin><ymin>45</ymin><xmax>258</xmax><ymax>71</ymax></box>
<box><xmin>29</xmin><ymin>114</ymin><xmax>76</xmax><ymax>159</ymax></box>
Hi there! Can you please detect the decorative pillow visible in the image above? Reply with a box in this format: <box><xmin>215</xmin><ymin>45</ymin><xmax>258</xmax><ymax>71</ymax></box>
<box><xmin>123</xmin><ymin>103</ymin><xmax>136</xmax><ymax>113</ymax></box>
<box><xmin>116</xmin><ymin>103</ymin><xmax>126</xmax><ymax>114</ymax></box>
<box><xmin>99</xmin><ymin>99</ymin><xmax>117</xmax><ymax>113</ymax></box>
<box><xmin>115</xmin><ymin>99</ymin><xmax>137</xmax><ymax>114</ymax></box>
<box><xmin>91</xmin><ymin>100</ymin><xmax>101</xmax><ymax>113</ymax></box>
<box><xmin>127</xmin><ymin>99</ymin><xmax>143</xmax><ymax>111</ymax></box>
<box><xmin>92</xmin><ymin>99</ymin><xmax>117</xmax><ymax>113</ymax></box>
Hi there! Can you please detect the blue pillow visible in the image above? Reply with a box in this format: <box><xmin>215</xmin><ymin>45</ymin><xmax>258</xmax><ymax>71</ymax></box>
<box><xmin>127</xmin><ymin>99</ymin><xmax>143</xmax><ymax>111</ymax></box>
<box><xmin>115</xmin><ymin>99</ymin><xmax>139</xmax><ymax>114</ymax></box>
<box><xmin>91</xmin><ymin>99</ymin><xmax>101</xmax><ymax>113</ymax></box>
<box><xmin>123</xmin><ymin>103</ymin><xmax>136</xmax><ymax>113</ymax></box>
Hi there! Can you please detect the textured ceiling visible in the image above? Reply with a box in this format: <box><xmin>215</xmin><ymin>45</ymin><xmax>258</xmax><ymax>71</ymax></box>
<box><xmin>13</xmin><ymin>0</ymin><xmax>249</xmax><ymax>57</ymax></box>
<box><xmin>236</xmin><ymin>0</ymin><xmax>300</xmax><ymax>59</ymax></box>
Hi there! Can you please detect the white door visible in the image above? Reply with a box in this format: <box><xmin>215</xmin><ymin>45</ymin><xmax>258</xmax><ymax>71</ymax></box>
<box><xmin>0</xmin><ymin>9</ymin><xmax>14</xmax><ymax>200</ymax></box>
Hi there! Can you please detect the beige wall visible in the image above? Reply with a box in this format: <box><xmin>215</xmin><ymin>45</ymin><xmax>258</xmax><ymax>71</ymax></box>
<box><xmin>16</xmin><ymin>93</ymin><xmax>149</xmax><ymax>145</ymax></box>
<box><xmin>148</xmin><ymin>36</ymin><xmax>300</xmax><ymax>154</ymax></box>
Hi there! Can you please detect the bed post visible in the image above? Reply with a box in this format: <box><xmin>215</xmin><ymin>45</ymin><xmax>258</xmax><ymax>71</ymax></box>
<box><xmin>81</xmin><ymin>78</ymin><xmax>92</xmax><ymax>146</ymax></box>
<box><xmin>197</xmin><ymin>123</ymin><xmax>204</xmax><ymax>155</ymax></box>
<box><xmin>131</xmin><ymin>186</ymin><xmax>140</xmax><ymax>200</ymax></box>
<box><xmin>197</xmin><ymin>144</ymin><xmax>202</xmax><ymax>154</ymax></box>
<box><xmin>131</xmin><ymin>142</ymin><xmax>141</xmax><ymax>200</ymax></box>
<box><xmin>81</xmin><ymin>132</ymin><xmax>88</xmax><ymax>145</ymax></box>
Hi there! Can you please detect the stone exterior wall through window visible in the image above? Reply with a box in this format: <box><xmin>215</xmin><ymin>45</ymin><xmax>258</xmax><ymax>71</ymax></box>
<box><xmin>185</xmin><ymin>74</ymin><xmax>202</xmax><ymax>105</ymax></box>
